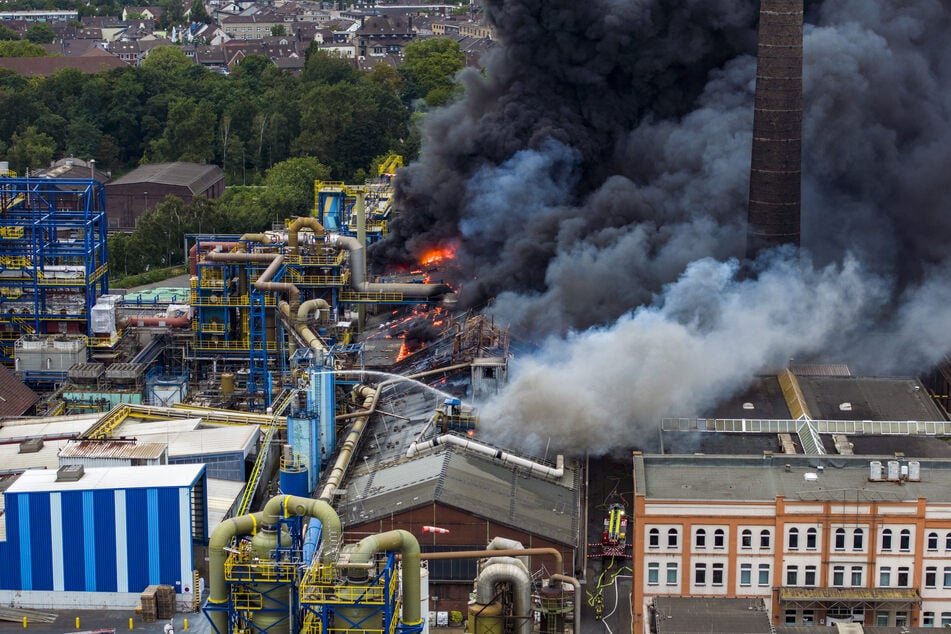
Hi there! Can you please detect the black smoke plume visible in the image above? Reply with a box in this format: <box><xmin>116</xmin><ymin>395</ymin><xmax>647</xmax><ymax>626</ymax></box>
<box><xmin>372</xmin><ymin>0</ymin><xmax>951</xmax><ymax>455</ymax></box>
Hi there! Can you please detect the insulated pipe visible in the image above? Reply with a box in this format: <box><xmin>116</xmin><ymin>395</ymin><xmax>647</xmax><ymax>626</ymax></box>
<box><xmin>317</xmin><ymin>385</ymin><xmax>377</xmax><ymax>503</ymax></box>
<box><xmin>475</xmin><ymin>561</ymin><xmax>532</xmax><ymax>634</ymax></box>
<box><xmin>239</xmin><ymin>233</ymin><xmax>275</xmax><ymax>245</ymax></box>
<box><xmin>297</xmin><ymin>298</ymin><xmax>330</xmax><ymax>324</ymax></box>
<box><xmin>124</xmin><ymin>315</ymin><xmax>191</xmax><ymax>328</ymax></box>
<box><xmin>487</xmin><ymin>537</ymin><xmax>528</xmax><ymax>569</ymax></box>
<box><xmin>329</xmin><ymin>235</ymin><xmax>449</xmax><ymax>297</ymax></box>
<box><xmin>279</xmin><ymin>301</ymin><xmax>326</xmax><ymax>355</ymax></box>
<box><xmin>548</xmin><ymin>574</ymin><xmax>582</xmax><ymax>634</ymax></box>
<box><xmin>207</xmin><ymin>495</ymin><xmax>342</xmax><ymax>634</ymax></box>
<box><xmin>406</xmin><ymin>435</ymin><xmax>565</xmax><ymax>481</ymax></box>
<box><xmin>344</xmin><ymin>529</ymin><xmax>422</xmax><ymax>629</ymax></box>
<box><xmin>286</xmin><ymin>217</ymin><xmax>326</xmax><ymax>255</ymax></box>
<box><xmin>418</xmin><ymin>548</ymin><xmax>564</xmax><ymax>575</ymax></box>
<box><xmin>188</xmin><ymin>241</ymin><xmax>238</xmax><ymax>275</ymax></box>
<box><xmin>206</xmin><ymin>251</ymin><xmax>302</xmax><ymax>311</ymax></box>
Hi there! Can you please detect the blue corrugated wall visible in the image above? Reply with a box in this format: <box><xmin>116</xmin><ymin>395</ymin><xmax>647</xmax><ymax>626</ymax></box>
<box><xmin>0</xmin><ymin>479</ymin><xmax>199</xmax><ymax>594</ymax></box>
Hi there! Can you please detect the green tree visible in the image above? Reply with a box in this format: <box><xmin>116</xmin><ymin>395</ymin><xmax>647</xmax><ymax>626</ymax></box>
<box><xmin>367</xmin><ymin>62</ymin><xmax>404</xmax><ymax>96</ymax></box>
<box><xmin>188</xmin><ymin>0</ymin><xmax>211</xmax><ymax>24</ymax></box>
<box><xmin>0</xmin><ymin>24</ymin><xmax>20</xmax><ymax>41</ymax></box>
<box><xmin>301</xmin><ymin>47</ymin><xmax>359</xmax><ymax>86</ymax></box>
<box><xmin>148</xmin><ymin>96</ymin><xmax>216</xmax><ymax>162</ymax></box>
<box><xmin>8</xmin><ymin>126</ymin><xmax>55</xmax><ymax>174</ymax></box>
<box><xmin>140</xmin><ymin>45</ymin><xmax>193</xmax><ymax>75</ymax></box>
<box><xmin>260</xmin><ymin>156</ymin><xmax>330</xmax><ymax>220</ymax></box>
<box><xmin>399</xmin><ymin>37</ymin><xmax>465</xmax><ymax>107</ymax></box>
<box><xmin>271</xmin><ymin>24</ymin><xmax>285</xmax><ymax>37</ymax></box>
<box><xmin>0</xmin><ymin>40</ymin><xmax>46</xmax><ymax>57</ymax></box>
<box><xmin>66</xmin><ymin>116</ymin><xmax>103</xmax><ymax>158</ymax></box>
<box><xmin>25</xmin><ymin>23</ymin><xmax>56</xmax><ymax>44</ymax></box>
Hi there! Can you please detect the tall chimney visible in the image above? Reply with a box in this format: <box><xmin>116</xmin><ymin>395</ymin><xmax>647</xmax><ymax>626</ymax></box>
<box><xmin>745</xmin><ymin>0</ymin><xmax>803</xmax><ymax>260</ymax></box>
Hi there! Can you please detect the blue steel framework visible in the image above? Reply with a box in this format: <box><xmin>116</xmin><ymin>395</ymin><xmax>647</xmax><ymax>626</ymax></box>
<box><xmin>0</xmin><ymin>177</ymin><xmax>108</xmax><ymax>365</ymax></box>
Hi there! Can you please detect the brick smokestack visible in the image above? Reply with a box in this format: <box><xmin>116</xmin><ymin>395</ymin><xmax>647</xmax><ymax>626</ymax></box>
<box><xmin>746</xmin><ymin>0</ymin><xmax>803</xmax><ymax>260</ymax></box>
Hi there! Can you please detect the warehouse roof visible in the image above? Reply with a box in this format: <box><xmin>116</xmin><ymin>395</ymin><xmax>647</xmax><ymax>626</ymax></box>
<box><xmin>653</xmin><ymin>597</ymin><xmax>771</xmax><ymax>634</ymax></box>
<box><xmin>798</xmin><ymin>376</ymin><xmax>946</xmax><ymax>421</ymax></box>
<box><xmin>0</xmin><ymin>365</ymin><xmax>39</xmax><ymax>418</ymax></box>
<box><xmin>58</xmin><ymin>439</ymin><xmax>167</xmax><ymax>461</ymax></box>
<box><xmin>635</xmin><ymin>454</ymin><xmax>951</xmax><ymax>503</ymax></box>
<box><xmin>108</xmin><ymin>162</ymin><xmax>223</xmax><ymax>194</ymax></box>
<box><xmin>6</xmin><ymin>463</ymin><xmax>205</xmax><ymax>493</ymax></box>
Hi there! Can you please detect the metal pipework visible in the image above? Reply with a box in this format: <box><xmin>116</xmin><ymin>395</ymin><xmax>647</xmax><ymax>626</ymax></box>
<box><xmin>317</xmin><ymin>385</ymin><xmax>377</xmax><ymax>503</ymax></box>
<box><xmin>278</xmin><ymin>300</ymin><xmax>327</xmax><ymax>356</ymax></box>
<box><xmin>487</xmin><ymin>537</ymin><xmax>528</xmax><ymax>569</ymax></box>
<box><xmin>329</xmin><ymin>235</ymin><xmax>449</xmax><ymax>297</ymax></box>
<box><xmin>286</xmin><ymin>217</ymin><xmax>325</xmax><ymax>255</ymax></box>
<box><xmin>189</xmin><ymin>241</ymin><xmax>238</xmax><ymax>275</ymax></box>
<box><xmin>548</xmin><ymin>574</ymin><xmax>582</xmax><ymax>634</ymax></box>
<box><xmin>406</xmin><ymin>435</ymin><xmax>565</xmax><ymax>481</ymax></box>
<box><xmin>205</xmin><ymin>251</ymin><xmax>304</xmax><ymax>312</ymax></box>
<box><xmin>206</xmin><ymin>495</ymin><xmax>341</xmax><ymax>634</ymax></box>
<box><xmin>344</xmin><ymin>529</ymin><xmax>423</xmax><ymax>629</ymax></box>
<box><xmin>476</xmin><ymin>561</ymin><xmax>532</xmax><ymax>634</ymax></box>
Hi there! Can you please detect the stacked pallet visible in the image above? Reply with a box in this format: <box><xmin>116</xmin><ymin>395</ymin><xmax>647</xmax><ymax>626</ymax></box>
<box><xmin>156</xmin><ymin>585</ymin><xmax>176</xmax><ymax>619</ymax></box>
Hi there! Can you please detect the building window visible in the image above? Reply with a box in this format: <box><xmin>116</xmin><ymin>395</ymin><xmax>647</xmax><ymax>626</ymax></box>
<box><xmin>760</xmin><ymin>530</ymin><xmax>771</xmax><ymax>548</ymax></box>
<box><xmin>713</xmin><ymin>528</ymin><xmax>725</xmax><ymax>549</ymax></box>
<box><xmin>695</xmin><ymin>528</ymin><xmax>706</xmax><ymax>549</ymax></box>
<box><xmin>758</xmin><ymin>564</ymin><xmax>770</xmax><ymax>586</ymax></box>
<box><xmin>804</xmin><ymin>565</ymin><xmax>816</xmax><ymax>586</ymax></box>
<box><xmin>649</xmin><ymin>528</ymin><xmax>659</xmax><ymax>548</ymax></box>
<box><xmin>788</xmin><ymin>527</ymin><xmax>799</xmax><ymax>550</ymax></box>
<box><xmin>741</xmin><ymin>529</ymin><xmax>752</xmax><ymax>549</ymax></box>
<box><xmin>928</xmin><ymin>531</ymin><xmax>939</xmax><ymax>551</ymax></box>
<box><xmin>946</xmin><ymin>533</ymin><xmax>951</xmax><ymax>550</ymax></box>
<box><xmin>833</xmin><ymin>565</ymin><xmax>845</xmax><ymax>587</ymax></box>
<box><xmin>668</xmin><ymin>528</ymin><xmax>679</xmax><ymax>548</ymax></box>
<box><xmin>943</xmin><ymin>566</ymin><xmax>951</xmax><ymax>588</ymax></box>
<box><xmin>882</xmin><ymin>528</ymin><xmax>892</xmax><ymax>551</ymax></box>
<box><xmin>879</xmin><ymin>566</ymin><xmax>891</xmax><ymax>587</ymax></box>
<box><xmin>712</xmin><ymin>563</ymin><xmax>724</xmax><ymax>586</ymax></box>
<box><xmin>853</xmin><ymin>528</ymin><xmax>864</xmax><ymax>550</ymax></box>
<box><xmin>802</xmin><ymin>610</ymin><xmax>814</xmax><ymax>625</ymax></box>
<box><xmin>926</xmin><ymin>566</ymin><xmax>937</xmax><ymax>588</ymax></box>
<box><xmin>876</xmin><ymin>612</ymin><xmax>889</xmax><ymax>627</ymax></box>
<box><xmin>666</xmin><ymin>562</ymin><xmax>678</xmax><ymax>586</ymax></box>
<box><xmin>943</xmin><ymin>613</ymin><xmax>951</xmax><ymax>627</ymax></box>
<box><xmin>899</xmin><ymin>528</ymin><xmax>911</xmax><ymax>551</ymax></box>
<box><xmin>806</xmin><ymin>527</ymin><xmax>817</xmax><ymax>550</ymax></box>
<box><xmin>784</xmin><ymin>610</ymin><xmax>797</xmax><ymax>625</ymax></box>
<box><xmin>895</xmin><ymin>612</ymin><xmax>907</xmax><ymax>628</ymax></box>
<box><xmin>648</xmin><ymin>562</ymin><xmax>659</xmax><ymax>585</ymax></box>
<box><xmin>897</xmin><ymin>566</ymin><xmax>909</xmax><ymax>587</ymax></box>
<box><xmin>834</xmin><ymin>527</ymin><xmax>846</xmax><ymax>550</ymax></box>
<box><xmin>851</xmin><ymin>565</ymin><xmax>863</xmax><ymax>586</ymax></box>
<box><xmin>786</xmin><ymin>565</ymin><xmax>799</xmax><ymax>586</ymax></box>
<box><xmin>740</xmin><ymin>563</ymin><xmax>752</xmax><ymax>587</ymax></box>
<box><xmin>923</xmin><ymin>612</ymin><xmax>934</xmax><ymax>627</ymax></box>
<box><xmin>695</xmin><ymin>563</ymin><xmax>706</xmax><ymax>585</ymax></box>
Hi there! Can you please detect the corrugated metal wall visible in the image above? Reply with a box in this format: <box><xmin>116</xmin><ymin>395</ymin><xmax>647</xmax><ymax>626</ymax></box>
<box><xmin>0</xmin><ymin>482</ymin><xmax>198</xmax><ymax>594</ymax></box>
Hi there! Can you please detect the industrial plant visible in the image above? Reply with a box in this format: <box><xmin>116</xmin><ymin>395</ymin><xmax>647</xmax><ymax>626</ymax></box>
<box><xmin>3</xmin><ymin>1</ymin><xmax>951</xmax><ymax>633</ymax></box>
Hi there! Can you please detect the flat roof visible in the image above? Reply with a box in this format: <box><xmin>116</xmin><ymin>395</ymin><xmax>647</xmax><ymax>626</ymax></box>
<box><xmin>635</xmin><ymin>454</ymin><xmax>951</xmax><ymax>503</ymax></box>
<box><xmin>798</xmin><ymin>376</ymin><xmax>946</xmax><ymax>421</ymax></box>
<box><xmin>6</xmin><ymin>464</ymin><xmax>205</xmax><ymax>493</ymax></box>
<box><xmin>653</xmin><ymin>597</ymin><xmax>771</xmax><ymax>634</ymax></box>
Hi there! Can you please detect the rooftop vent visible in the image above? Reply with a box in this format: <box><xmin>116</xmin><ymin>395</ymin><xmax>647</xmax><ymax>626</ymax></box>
<box><xmin>56</xmin><ymin>464</ymin><xmax>85</xmax><ymax>482</ymax></box>
<box><xmin>18</xmin><ymin>438</ymin><xmax>44</xmax><ymax>454</ymax></box>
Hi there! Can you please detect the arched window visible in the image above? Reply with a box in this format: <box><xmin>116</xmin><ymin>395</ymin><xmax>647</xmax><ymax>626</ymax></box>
<box><xmin>853</xmin><ymin>528</ymin><xmax>864</xmax><ymax>550</ymax></box>
<box><xmin>928</xmin><ymin>532</ymin><xmax>938</xmax><ymax>551</ymax></box>
<box><xmin>806</xmin><ymin>527</ymin><xmax>817</xmax><ymax>550</ymax></box>
<box><xmin>741</xmin><ymin>529</ymin><xmax>752</xmax><ymax>549</ymax></box>
<box><xmin>713</xmin><ymin>528</ymin><xmax>725</xmax><ymax>549</ymax></box>
<box><xmin>667</xmin><ymin>528</ymin><xmax>679</xmax><ymax>548</ymax></box>
<box><xmin>648</xmin><ymin>528</ymin><xmax>659</xmax><ymax>548</ymax></box>
<box><xmin>788</xmin><ymin>527</ymin><xmax>800</xmax><ymax>550</ymax></box>
<box><xmin>882</xmin><ymin>528</ymin><xmax>893</xmax><ymax>551</ymax></box>
<box><xmin>695</xmin><ymin>528</ymin><xmax>706</xmax><ymax>549</ymax></box>
<box><xmin>899</xmin><ymin>528</ymin><xmax>911</xmax><ymax>551</ymax></box>
<box><xmin>834</xmin><ymin>528</ymin><xmax>846</xmax><ymax>550</ymax></box>
<box><xmin>760</xmin><ymin>529</ymin><xmax>771</xmax><ymax>548</ymax></box>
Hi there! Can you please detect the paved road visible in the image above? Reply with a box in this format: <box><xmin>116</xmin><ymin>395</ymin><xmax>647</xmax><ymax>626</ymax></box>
<box><xmin>0</xmin><ymin>610</ymin><xmax>210</xmax><ymax>634</ymax></box>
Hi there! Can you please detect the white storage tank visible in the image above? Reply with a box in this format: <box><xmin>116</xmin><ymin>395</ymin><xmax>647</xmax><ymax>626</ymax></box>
<box><xmin>908</xmin><ymin>460</ymin><xmax>921</xmax><ymax>482</ymax></box>
<box><xmin>869</xmin><ymin>460</ymin><xmax>883</xmax><ymax>481</ymax></box>
<box><xmin>887</xmin><ymin>460</ymin><xmax>900</xmax><ymax>481</ymax></box>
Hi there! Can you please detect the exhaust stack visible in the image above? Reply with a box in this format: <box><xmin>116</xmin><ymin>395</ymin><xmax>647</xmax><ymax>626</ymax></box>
<box><xmin>746</xmin><ymin>0</ymin><xmax>803</xmax><ymax>260</ymax></box>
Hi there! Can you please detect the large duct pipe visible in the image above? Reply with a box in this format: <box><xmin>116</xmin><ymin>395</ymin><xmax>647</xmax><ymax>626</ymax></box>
<box><xmin>189</xmin><ymin>241</ymin><xmax>238</xmax><ymax>275</ymax></box>
<box><xmin>406</xmin><ymin>435</ymin><xmax>565</xmax><ymax>481</ymax></box>
<box><xmin>317</xmin><ymin>385</ymin><xmax>377</xmax><ymax>503</ymax></box>
<box><xmin>279</xmin><ymin>300</ymin><xmax>327</xmax><ymax>356</ymax></box>
<box><xmin>206</xmin><ymin>252</ymin><xmax>303</xmax><ymax>311</ymax></box>
<box><xmin>344</xmin><ymin>529</ymin><xmax>423</xmax><ymax>629</ymax></box>
<box><xmin>207</xmin><ymin>495</ymin><xmax>341</xmax><ymax>634</ymax></box>
<box><xmin>746</xmin><ymin>0</ymin><xmax>803</xmax><ymax>259</ymax></box>
<box><xmin>548</xmin><ymin>574</ymin><xmax>582</xmax><ymax>634</ymax></box>
<box><xmin>487</xmin><ymin>537</ymin><xmax>528</xmax><ymax>569</ymax></box>
<box><xmin>329</xmin><ymin>235</ymin><xmax>449</xmax><ymax>297</ymax></box>
<box><xmin>475</xmin><ymin>561</ymin><xmax>532</xmax><ymax>634</ymax></box>
<box><xmin>124</xmin><ymin>315</ymin><xmax>191</xmax><ymax>328</ymax></box>
<box><xmin>286</xmin><ymin>217</ymin><xmax>326</xmax><ymax>255</ymax></box>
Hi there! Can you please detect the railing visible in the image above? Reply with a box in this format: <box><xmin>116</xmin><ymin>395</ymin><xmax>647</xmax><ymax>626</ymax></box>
<box><xmin>339</xmin><ymin>290</ymin><xmax>405</xmax><ymax>303</ymax></box>
<box><xmin>661</xmin><ymin>417</ymin><xmax>951</xmax><ymax>436</ymax></box>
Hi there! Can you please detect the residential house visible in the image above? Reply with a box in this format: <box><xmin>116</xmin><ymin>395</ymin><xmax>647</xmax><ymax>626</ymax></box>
<box><xmin>219</xmin><ymin>9</ymin><xmax>283</xmax><ymax>40</ymax></box>
<box><xmin>121</xmin><ymin>6</ymin><xmax>163</xmax><ymax>23</ymax></box>
<box><xmin>355</xmin><ymin>15</ymin><xmax>416</xmax><ymax>58</ymax></box>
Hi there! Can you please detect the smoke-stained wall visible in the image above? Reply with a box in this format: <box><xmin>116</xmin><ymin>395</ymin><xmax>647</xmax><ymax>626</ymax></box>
<box><xmin>372</xmin><ymin>0</ymin><xmax>951</xmax><ymax>456</ymax></box>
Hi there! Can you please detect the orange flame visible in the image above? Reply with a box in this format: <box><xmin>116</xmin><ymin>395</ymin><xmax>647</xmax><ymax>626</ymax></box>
<box><xmin>395</xmin><ymin>341</ymin><xmax>409</xmax><ymax>362</ymax></box>
<box><xmin>420</xmin><ymin>244</ymin><xmax>457</xmax><ymax>267</ymax></box>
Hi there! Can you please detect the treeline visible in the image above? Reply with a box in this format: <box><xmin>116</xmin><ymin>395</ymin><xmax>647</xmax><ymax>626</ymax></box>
<box><xmin>0</xmin><ymin>39</ymin><xmax>467</xmax><ymax>276</ymax></box>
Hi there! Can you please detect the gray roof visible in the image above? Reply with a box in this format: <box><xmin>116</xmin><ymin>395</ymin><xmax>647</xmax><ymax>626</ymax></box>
<box><xmin>797</xmin><ymin>376</ymin><xmax>946</xmax><ymax>421</ymax></box>
<box><xmin>653</xmin><ymin>597</ymin><xmax>771</xmax><ymax>634</ymax></box>
<box><xmin>109</xmin><ymin>162</ymin><xmax>224</xmax><ymax>194</ymax></box>
<box><xmin>635</xmin><ymin>453</ymin><xmax>951</xmax><ymax>503</ymax></box>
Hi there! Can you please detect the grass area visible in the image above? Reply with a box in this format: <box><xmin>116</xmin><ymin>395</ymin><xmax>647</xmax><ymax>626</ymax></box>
<box><xmin>110</xmin><ymin>266</ymin><xmax>188</xmax><ymax>290</ymax></box>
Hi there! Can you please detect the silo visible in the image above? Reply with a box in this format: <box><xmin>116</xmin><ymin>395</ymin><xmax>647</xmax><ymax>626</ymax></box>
<box><xmin>468</xmin><ymin>602</ymin><xmax>504</xmax><ymax>634</ymax></box>
<box><xmin>249</xmin><ymin>526</ymin><xmax>293</xmax><ymax>634</ymax></box>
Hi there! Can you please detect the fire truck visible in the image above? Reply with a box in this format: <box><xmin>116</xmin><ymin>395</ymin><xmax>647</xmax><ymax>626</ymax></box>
<box><xmin>589</xmin><ymin>502</ymin><xmax>630</xmax><ymax>559</ymax></box>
